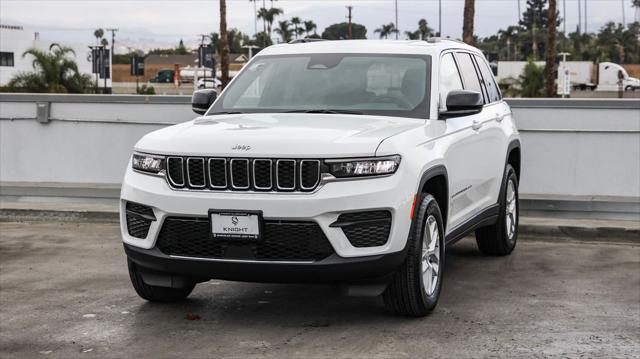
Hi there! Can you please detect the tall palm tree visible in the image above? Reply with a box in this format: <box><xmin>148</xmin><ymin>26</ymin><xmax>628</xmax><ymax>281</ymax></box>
<box><xmin>462</xmin><ymin>0</ymin><xmax>475</xmax><ymax>44</ymax></box>
<box><xmin>220</xmin><ymin>0</ymin><xmax>230</xmax><ymax>88</ymax></box>
<box><xmin>545</xmin><ymin>0</ymin><xmax>558</xmax><ymax>97</ymax></box>
<box><xmin>304</xmin><ymin>20</ymin><xmax>317</xmax><ymax>37</ymax></box>
<box><xmin>8</xmin><ymin>43</ymin><xmax>94</xmax><ymax>93</ymax></box>
<box><xmin>93</xmin><ymin>28</ymin><xmax>104</xmax><ymax>46</ymax></box>
<box><xmin>258</xmin><ymin>7</ymin><xmax>283</xmax><ymax>36</ymax></box>
<box><xmin>290</xmin><ymin>17</ymin><xmax>303</xmax><ymax>39</ymax></box>
<box><xmin>374</xmin><ymin>23</ymin><xmax>398</xmax><ymax>39</ymax></box>
<box><xmin>274</xmin><ymin>20</ymin><xmax>293</xmax><ymax>43</ymax></box>
<box><xmin>249</xmin><ymin>0</ymin><xmax>258</xmax><ymax>36</ymax></box>
<box><xmin>417</xmin><ymin>19</ymin><xmax>433</xmax><ymax>39</ymax></box>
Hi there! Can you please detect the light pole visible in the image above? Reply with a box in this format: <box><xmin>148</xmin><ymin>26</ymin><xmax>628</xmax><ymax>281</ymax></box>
<box><xmin>438</xmin><ymin>0</ymin><xmax>442</xmax><ymax>36</ymax></box>
<box><xmin>395</xmin><ymin>0</ymin><xmax>399</xmax><ymax>39</ymax></box>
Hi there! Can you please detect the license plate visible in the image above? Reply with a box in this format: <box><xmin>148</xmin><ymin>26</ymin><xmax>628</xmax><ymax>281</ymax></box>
<box><xmin>209</xmin><ymin>210</ymin><xmax>262</xmax><ymax>240</ymax></box>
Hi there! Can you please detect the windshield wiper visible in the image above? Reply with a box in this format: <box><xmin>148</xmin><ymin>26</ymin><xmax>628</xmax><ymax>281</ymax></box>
<box><xmin>285</xmin><ymin>109</ymin><xmax>364</xmax><ymax>115</ymax></box>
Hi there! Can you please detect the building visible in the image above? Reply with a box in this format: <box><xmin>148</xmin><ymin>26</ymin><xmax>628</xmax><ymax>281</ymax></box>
<box><xmin>0</xmin><ymin>24</ymin><xmax>112</xmax><ymax>90</ymax></box>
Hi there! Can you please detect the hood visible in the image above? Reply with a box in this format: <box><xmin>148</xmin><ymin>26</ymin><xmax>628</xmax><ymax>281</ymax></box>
<box><xmin>135</xmin><ymin>113</ymin><xmax>424</xmax><ymax>157</ymax></box>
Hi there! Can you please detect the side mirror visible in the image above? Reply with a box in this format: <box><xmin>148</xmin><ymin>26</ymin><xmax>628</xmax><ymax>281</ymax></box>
<box><xmin>191</xmin><ymin>89</ymin><xmax>217</xmax><ymax>115</ymax></box>
<box><xmin>439</xmin><ymin>90</ymin><xmax>483</xmax><ymax>119</ymax></box>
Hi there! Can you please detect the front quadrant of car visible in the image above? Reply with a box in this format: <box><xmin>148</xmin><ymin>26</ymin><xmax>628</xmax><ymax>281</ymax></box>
<box><xmin>121</xmin><ymin>39</ymin><xmax>521</xmax><ymax>317</ymax></box>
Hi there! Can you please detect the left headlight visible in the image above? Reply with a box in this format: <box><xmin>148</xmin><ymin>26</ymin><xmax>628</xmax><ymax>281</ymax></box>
<box><xmin>132</xmin><ymin>153</ymin><xmax>165</xmax><ymax>174</ymax></box>
<box><xmin>326</xmin><ymin>155</ymin><xmax>401</xmax><ymax>178</ymax></box>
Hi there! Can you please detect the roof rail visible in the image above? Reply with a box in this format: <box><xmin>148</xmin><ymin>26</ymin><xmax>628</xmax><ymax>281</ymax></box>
<box><xmin>288</xmin><ymin>38</ymin><xmax>326</xmax><ymax>44</ymax></box>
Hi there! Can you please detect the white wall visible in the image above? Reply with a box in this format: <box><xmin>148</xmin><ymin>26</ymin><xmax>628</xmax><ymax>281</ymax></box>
<box><xmin>1</xmin><ymin>94</ymin><xmax>639</xmax><ymax>218</ymax></box>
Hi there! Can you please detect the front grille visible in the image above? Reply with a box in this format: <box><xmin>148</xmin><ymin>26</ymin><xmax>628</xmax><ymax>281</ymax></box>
<box><xmin>125</xmin><ymin>202</ymin><xmax>156</xmax><ymax>239</ymax></box>
<box><xmin>166</xmin><ymin>157</ymin><xmax>321</xmax><ymax>192</ymax></box>
<box><xmin>156</xmin><ymin>217</ymin><xmax>334</xmax><ymax>261</ymax></box>
<box><xmin>333</xmin><ymin>211</ymin><xmax>392</xmax><ymax>248</ymax></box>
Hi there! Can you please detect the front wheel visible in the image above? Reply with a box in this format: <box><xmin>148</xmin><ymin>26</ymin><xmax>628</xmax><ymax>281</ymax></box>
<box><xmin>475</xmin><ymin>164</ymin><xmax>519</xmax><ymax>255</ymax></box>
<box><xmin>383</xmin><ymin>194</ymin><xmax>445</xmax><ymax>316</ymax></box>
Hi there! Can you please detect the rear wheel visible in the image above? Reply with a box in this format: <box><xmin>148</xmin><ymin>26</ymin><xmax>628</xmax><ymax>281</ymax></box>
<box><xmin>128</xmin><ymin>259</ymin><xmax>195</xmax><ymax>302</ymax></box>
<box><xmin>383</xmin><ymin>194</ymin><xmax>445</xmax><ymax>316</ymax></box>
<box><xmin>475</xmin><ymin>164</ymin><xmax>519</xmax><ymax>255</ymax></box>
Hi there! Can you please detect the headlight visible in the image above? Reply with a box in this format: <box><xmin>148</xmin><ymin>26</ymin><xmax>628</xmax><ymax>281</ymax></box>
<box><xmin>132</xmin><ymin>153</ymin><xmax>165</xmax><ymax>174</ymax></box>
<box><xmin>326</xmin><ymin>155</ymin><xmax>401</xmax><ymax>178</ymax></box>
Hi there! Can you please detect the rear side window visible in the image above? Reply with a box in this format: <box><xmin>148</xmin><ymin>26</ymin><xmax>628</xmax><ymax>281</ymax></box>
<box><xmin>474</xmin><ymin>55</ymin><xmax>501</xmax><ymax>103</ymax></box>
<box><xmin>455</xmin><ymin>53</ymin><xmax>484</xmax><ymax>102</ymax></box>
<box><xmin>439</xmin><ymin>53</ymin><xmax>464</xmax><ymax>109</ymax></box>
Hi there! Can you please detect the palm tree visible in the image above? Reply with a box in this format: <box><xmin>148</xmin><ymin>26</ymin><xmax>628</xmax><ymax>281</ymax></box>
<box><xmin>290</xmin><ymin>17</ymin><xmax>303</xmax><ymax>39</ymax></box>
<box><xmin>545</xmin><ymin>0</ymin><xmax>558</xmax><ymax>97</ymax></box>
<box><xmin>93</xmin><ymin>28</ymin><xmax>104</xmax><ymax>46</ymax></box>
<box><xmin>405</xmin><ymin>19</ymin><xmax>434</xmax><ymax>39</ymax></box>
<box><xmin>258</xmin><ymin>7</ymin><xmax>283</xmax><ymax>36</ymax></box>
<box><xmin>274</xmin><ymin>20</ymin><xmax>292</xmax><ymax>43</ymax></box>
<box><xmin>100</xmin><ymin>38</ymin><xmax>109</xmax><ymax>47</ymax></box>
<box><xmin>220</xmin><ymin>0</ymin><xmax>230</xmax><ymax>88</ymax></box>
<box><xmin>304</xmin><ymin>20</ymin><xmax>317</xmax><ymax>37</ymax></box>
<box><xmin>7</xmin><ymin>43</ymin><xmax>94</xmax><ymax>93</ymax></box>
<box><xmin>462</xmin><ymin>0</ymin><xmax>475</xmax><ymax>44</ymax></box>
<box><xmin>374</xmin><ymin>23</ymin><xmax>398</xmax><ymax>39</ymax></box>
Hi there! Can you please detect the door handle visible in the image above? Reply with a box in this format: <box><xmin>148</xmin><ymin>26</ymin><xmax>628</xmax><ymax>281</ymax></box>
<box><xmin>495</xmin><ymin>112</ymin><xmax>504</xmax><ymax>122</ymax></box>
<box><xmin>472</xmin><ymin>120</ymin><xmax>483</xmax><ymax>131</ymax></box>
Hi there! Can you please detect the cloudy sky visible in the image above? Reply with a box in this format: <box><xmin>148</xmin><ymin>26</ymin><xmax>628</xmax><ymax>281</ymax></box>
<box><xmin>1</xmin><ymin>0</ymin><xmax>637</xmax><ymax>52</ymax></box>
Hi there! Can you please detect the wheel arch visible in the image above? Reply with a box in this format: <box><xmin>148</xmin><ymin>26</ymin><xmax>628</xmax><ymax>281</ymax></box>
<box><xmin>417</xmin><ymin>165</ymin><xmax>449</xmax><ymax>231</ymax></box>
<box><xmin>506</xmin><ymin>139</ymin><xmax>521</xmax><ymax>180</ymax></box>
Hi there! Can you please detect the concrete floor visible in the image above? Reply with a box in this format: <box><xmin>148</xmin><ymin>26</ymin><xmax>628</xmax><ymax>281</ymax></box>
<box><xmin>1</xmin><ymin>221</ymin><xmax>639</xmax><ymax>358</ymax></box>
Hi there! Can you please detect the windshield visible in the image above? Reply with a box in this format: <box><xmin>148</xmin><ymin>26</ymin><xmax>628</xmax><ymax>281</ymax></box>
<box><xmin>209</xmin><ymin>53</ymin><xmax>432</xmax><ymax>119</ymax></box>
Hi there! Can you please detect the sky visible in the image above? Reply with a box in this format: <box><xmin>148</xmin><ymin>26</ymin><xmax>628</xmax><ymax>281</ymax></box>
<box><xmin>1</xmin><ymin>0</ymin><xmax>637</xmax><ymax>53</ymax></box>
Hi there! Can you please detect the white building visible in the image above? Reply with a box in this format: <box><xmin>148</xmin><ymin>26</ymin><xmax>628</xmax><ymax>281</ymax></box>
<box><xmin>0</xmin><ymin>24</ymin><xmax>112</xmax><ymax>90</ymax></box>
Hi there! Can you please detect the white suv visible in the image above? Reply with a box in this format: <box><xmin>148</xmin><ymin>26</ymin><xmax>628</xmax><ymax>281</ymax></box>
<box><xmin>121</xmin><ymin>39</ymin><xmax>521</xmax><ymax>316</ymax></box>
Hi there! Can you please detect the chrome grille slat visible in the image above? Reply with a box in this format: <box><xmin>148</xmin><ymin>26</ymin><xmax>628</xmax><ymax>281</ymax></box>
<box><xmin>166</xmin><ymin>157</ymin><xmax>319</xmax><ymax>192</ymax></box>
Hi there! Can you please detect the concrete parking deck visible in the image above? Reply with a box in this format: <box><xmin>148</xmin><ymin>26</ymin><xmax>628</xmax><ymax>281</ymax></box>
<box><xmin>1</xmin><ymin>220</ymin><xmax>639</xmax><ymax>358</ymax></box>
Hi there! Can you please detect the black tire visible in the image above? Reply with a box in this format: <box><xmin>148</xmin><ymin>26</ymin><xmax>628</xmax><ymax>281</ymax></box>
<box><xmin>475</xmin><ymin>164</ymin><xmax>519</xmax><ymax>256</ymax></box>
<box><xmin>383</xmin><ymin>194</ymin><xmax>445</xmax><ymax>317</ymax></box>
<box><xmin>127</xmin><ymin>258</ymin><xmax>195</xmax><ymax>302</ymax></box>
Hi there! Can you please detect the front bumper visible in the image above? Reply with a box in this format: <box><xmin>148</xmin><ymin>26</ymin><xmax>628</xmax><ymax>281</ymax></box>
<box><xmin>120</xmin><ymin>165</ymin><xmax>416</xmax><ymax>259</ymax></box>
<box><xmin>124</xmin><ymin>243</ymin><xmax>407</xmax><ymax>283</ymax></box>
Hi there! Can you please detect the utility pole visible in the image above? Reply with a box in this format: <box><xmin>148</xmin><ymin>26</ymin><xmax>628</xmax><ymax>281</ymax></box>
<box><xmin>517</xmin><ymin>0</ymin><xmax>521</xmax><ymax>23</ymax></box>
<box><xmin>563</xmin><ymin>0</ymin><xmax>567</xmax><ymax>34</ymax></box>
<box><xmin>578</xmin><ymin>0</ymin><xmax>582</xmax><ymax>34</ymax></box>
<box><xmin>622</xmin><ymin>0</ymin><xmax>626</xmax><ymax>26</ymax></box>
<box><xmin>438</xmin><ymin>0</ymin><xmax>442</xmax><ymax>36</ymax></box>
<box><xmin>395</xmin><ymin>0</ymin><xmax>399</xmax><ymax>40</ymax></box>
<box><xmin>251</xmin><ymin>0</ymin><xmax>257</xmax><ymax>36</ymax></box>
<box><xmin>584</xmin><ymin>0</ymin><xmax>588</xmax><ymax>33</ymax></box>
<box><xmin>346</xmin><ymin>6</ymin><xmax>353</xmax><ymax>39</ymax></box>
<box><xmin>106</xmin><ymin>28</ymin><xmax>118</xmax><ymax>56</ymax></box>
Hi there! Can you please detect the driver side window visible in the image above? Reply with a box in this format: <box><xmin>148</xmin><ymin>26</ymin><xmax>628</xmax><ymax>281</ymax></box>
<box><xmin>439</xmin><ymin>53</ymin><xmax>463</xmax><ymax>110</ymax></box>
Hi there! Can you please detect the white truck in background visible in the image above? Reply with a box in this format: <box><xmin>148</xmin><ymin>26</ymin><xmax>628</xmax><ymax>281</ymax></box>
<box><xmin>496</xmin><ymin>61</ymin><xmax>640</xmax><ymax>92</ymax></box>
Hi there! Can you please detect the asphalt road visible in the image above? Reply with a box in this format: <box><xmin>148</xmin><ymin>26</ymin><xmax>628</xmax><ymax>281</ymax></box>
<box><xmin>1</xmin><ymin>220</ymin><xmax>639</xmax><ymax>358</ymax></box>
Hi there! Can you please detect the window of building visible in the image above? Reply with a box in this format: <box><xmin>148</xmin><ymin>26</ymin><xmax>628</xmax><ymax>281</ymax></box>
<box><xmin>0</xmin><ymin>52</ymin><xmax>14</xmax><ymax>67</ymax></box>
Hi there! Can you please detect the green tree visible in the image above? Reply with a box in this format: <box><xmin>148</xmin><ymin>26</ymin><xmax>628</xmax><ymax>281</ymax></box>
<box><xmin>176</xmin><ymin>39</ymin><xmax>189</xmax><ymax>55</ymax></box>
<box><xmin>321</xmin><ymin>22</ymin><xmax>367</xmax><ymax>40</ymax></box>
<box><xmin>405</xmin><ymin>18</ymin><xmax>434</xmax><ymax>39</ymax></box>
<box><xmin>374</xmin><ymin>23</ymin><xmax>398</xmax><ymax>39</ymax></box>
<box><xmin>6</xmin><ymin>43</ymin><xmax>95</xmax><ymax>93</ymax></box>
<box><xmin>274</xmin><ymin>20</ymin><xmax>292</xmax><ymax>43</ymax></box>
<box><xmin>519</xmin><ymin>57</ymin><xmax>545</xmax><ymax>97</ymax></box>
<box><xmin>258</xmin><ymin>7</ymin><xmax>283</xmax><ymax>36</ymax></box>
<box><xmin>304</xmin><ymin>20</ymin><xmax>317</xmax><ymax>37</ymax></box>
<box><xmin>290</xmin><ymin>17</ymin><xmax>304</xmax><ymax>39</ymax></box>
<box><xmin>93</xmin><ymin>28</ymin><xmax>104</xmax><ymax>45</ymax></box>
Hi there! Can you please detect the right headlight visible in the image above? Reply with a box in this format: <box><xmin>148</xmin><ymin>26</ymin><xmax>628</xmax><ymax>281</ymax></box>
<box><xmin>325</xmin><ymin>155</ymin><xmax>401</xmax><ymax>178</ymax></box>
<box><xmin>132</xmin><ymin>152</ymin><xmax>165</xmax><ymax>174</ymax></box>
